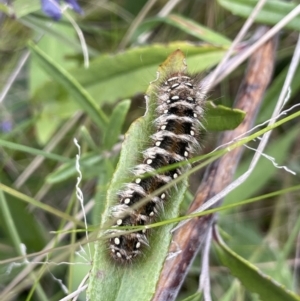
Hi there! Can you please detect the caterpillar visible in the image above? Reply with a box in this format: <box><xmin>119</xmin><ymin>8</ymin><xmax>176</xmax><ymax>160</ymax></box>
<box><xmin>107</xmin><ymin>53</ymin><xmax>206</xmax><ymax>263</ymax></box>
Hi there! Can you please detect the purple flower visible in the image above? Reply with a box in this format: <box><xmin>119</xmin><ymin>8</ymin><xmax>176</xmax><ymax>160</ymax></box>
<box><xmin>41</xmin><ymin>0</ymin><xmax>83</xmax><ymax>21</ymax></box>
<box><xmin>65</xmin><ymin>0</ymin><xmax>82</xmax><ymax>14</ymax></box>
<box><xmin>1</xmin><ymin>120</ymin><xmax>12</xmax><ymax>133</ymax></box>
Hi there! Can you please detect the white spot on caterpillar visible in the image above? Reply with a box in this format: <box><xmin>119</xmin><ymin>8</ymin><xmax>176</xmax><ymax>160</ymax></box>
<box><xmin>114</xmin><ymin>237</ymin><xmax>120</xmax><ymax>245</ymax></box>
<box><xmin>185</xmin><ymin>82</ymin><xmax>193</xmax><ymax>88</ymax></box>
<box><xmin>171</xmin><ymin>83</ymin><xmax>180</xmax><ymax>89</ymax></box>
<box><xmin>167</xmin><ymin>76</ymin><xmax>179</xmax><ymax>82</ymax></box>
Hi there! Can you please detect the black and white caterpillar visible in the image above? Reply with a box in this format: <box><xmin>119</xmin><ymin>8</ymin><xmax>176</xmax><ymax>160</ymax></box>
<box><xmin>107</xmin><ymin>68</ymin><xmax>206</xmax><ymax>263</ymax></box>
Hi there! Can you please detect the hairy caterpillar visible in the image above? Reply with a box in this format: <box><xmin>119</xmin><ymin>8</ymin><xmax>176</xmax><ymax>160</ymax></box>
<box><xmin>106</xmin><ymin>52</ymin><xmax>206</xmax><ymax>263</ymax></box>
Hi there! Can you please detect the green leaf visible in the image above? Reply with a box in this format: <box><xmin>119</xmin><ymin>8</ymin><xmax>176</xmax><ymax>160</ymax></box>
<box><xmin>28</xmin><ymin>42</ymin><xmax>108</xmax><ymax>131</ymax></box>
<box><xmin>74</xmin><ymin>42</ymin><xmax>226</xmax><ymax>104</ymax></box>
<box><xmin>218</xmin><ymin>0</ymin><xmax>300</xmax><ymax>31</ymax></box>
<box><xmin>103</xmin><ymin>99</ymin><xmax>131</xmax><ymax>149</ymax></box>
<box><xmin>92</xmin><ymin>159</ymin><xmax>116</xmax><ymax>226</ymax></box>
<box><xmin>204</xmin><ymin>102</ymin><xmax>245</xmax><ymax>131</ymax></box>
<box><xmin>87</xmin><ymin>50</ymin><xmax>190</xmax><ymax>301</ymax></box>
<box><xmin>31</xmin><ymin>42</ymin><xmax>227</xmax><ymax>147</ymax></box>
<box><xmin>215</xmin><ymin>235</ymin><xmax>300</xmax><ymax>301</ymax></box>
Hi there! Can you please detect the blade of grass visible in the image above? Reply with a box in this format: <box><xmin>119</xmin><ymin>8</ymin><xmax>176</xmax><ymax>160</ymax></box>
<box><xmin>0</xmin><ymin>183</ymin><xmax>85</xmax><ymax>227</ymax></box>
<box><xmin>0</xmin><ymin>139</ymin><xmax>69</xmax><ymax>162</ymax></box>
